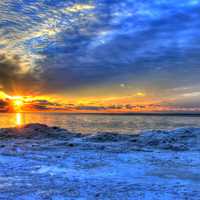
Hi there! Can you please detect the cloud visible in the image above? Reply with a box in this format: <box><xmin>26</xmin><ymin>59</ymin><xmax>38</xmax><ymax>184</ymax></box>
<box><xmin>1</xmin><ymin>95</ymin><xmax>200</xmax><ymax>112</ymax></box>
<box><xmin>0</xmin><ymin>54</ymin><xmax>42</xmax><ymax>94</ymax></box>
<box><xmin>0</xmin><ymin>99</ymin><xmax>9</xmax><ymax>112</ymax></box>
<box><xmin>182</xmin><ymin>92</ymin><xmax>200</xmax><ymax>97</ymax></box>
<box><xmin>0</xmin><ymin>0</ymin><xmax>200</xmax><ymax>108</ymax></box>
<box><xmin>36</xmin><ymin>0</ymin><xmax>200</xmax><ymax>94</ymax></box>
<box><xmin>24</xmin><ymin>99</ymin><xmax>63</xmax><ymax>111</ymax></box>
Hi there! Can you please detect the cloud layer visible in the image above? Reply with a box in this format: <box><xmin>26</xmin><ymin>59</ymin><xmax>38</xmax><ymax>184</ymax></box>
<box><xmin>0</xmin><ymin>0</ymin><xmax>200</xmax><ymax>110</ymax></box>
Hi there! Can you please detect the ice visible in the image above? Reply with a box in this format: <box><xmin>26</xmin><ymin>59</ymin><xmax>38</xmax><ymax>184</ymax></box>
<box><xmin>0</xmin><ymin>124</ymin><xmax>199</xmax><ymax>199</ymax></box>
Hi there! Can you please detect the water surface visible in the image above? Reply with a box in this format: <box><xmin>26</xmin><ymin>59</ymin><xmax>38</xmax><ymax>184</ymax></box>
<box><xmin>1</xmin><ymin>113</ymin><xmax>200</xmax><ymax>134</ymax></box>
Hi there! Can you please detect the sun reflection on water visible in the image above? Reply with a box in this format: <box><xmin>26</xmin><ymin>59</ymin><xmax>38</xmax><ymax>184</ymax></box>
<box><xmin>16</xmin><ymin>113</ymin><xmax>24</xmax><ymax>127</ymax></box>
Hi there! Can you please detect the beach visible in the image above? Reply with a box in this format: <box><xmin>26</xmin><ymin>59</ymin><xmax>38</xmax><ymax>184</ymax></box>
<box><xmin>0</xmin><ymin>124</ymin><xmax>199</xmax><ymax>200</ymax></box>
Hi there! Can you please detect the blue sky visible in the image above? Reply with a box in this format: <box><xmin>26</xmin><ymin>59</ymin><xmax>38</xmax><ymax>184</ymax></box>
<box><xmin>0</xmin><ymin>0</ymin><xmax>200</xmax><ymax>111</ymax></box>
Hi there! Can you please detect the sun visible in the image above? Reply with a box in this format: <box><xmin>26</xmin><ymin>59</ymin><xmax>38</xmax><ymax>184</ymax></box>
<box><xmin>12</xmin><ymin>98</ymin><xmax>24</xmax><ymax>111</ymax></box>
<box><xmin>14</xmin><ymin>99</ymin><xmax>23</xmax><ymax>107</ymax></box>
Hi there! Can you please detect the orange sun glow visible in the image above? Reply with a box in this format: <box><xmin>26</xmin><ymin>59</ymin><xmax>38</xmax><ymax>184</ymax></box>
<box><xmin>12</xmin><ymin>98</ymin><xmax>24</xmax><ymax>111</ymax></box>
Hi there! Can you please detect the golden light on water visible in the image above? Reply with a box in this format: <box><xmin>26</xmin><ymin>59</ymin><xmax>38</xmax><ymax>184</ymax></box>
<box><xmin>15</xmin><ymin>113</ymin><xmax>24</xmax><ymax>127</ymax></box>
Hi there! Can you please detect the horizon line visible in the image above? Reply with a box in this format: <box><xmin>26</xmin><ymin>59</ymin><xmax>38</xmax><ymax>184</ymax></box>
<box><xmin>2</xmin><ymin>111</ymin><xmax>200</xmax><ymax>116</ymax></box>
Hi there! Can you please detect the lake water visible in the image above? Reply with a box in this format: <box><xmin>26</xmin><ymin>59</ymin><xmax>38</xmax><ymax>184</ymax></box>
<box><xmin>1</xmin><ymin>113</ymin><xmax>200</xmax><ymax>134</ymax></box>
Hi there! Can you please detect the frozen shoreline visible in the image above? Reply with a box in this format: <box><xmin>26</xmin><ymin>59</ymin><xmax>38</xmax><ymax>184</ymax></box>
<box><xmin>0</xmin><ymin>124</ymin><xmax>200</xmax><ymax>199</ymax></box>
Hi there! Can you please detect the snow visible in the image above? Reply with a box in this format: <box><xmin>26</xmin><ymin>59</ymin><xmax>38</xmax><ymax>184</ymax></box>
<box><xmin>0</xmin><ymin>124</ymin><xmax>199</xmax><ymax>199</ymax></box>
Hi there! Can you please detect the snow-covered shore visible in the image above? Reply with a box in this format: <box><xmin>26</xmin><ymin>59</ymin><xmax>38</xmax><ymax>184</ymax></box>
<box><xmin>0</xmin><ymin>124</ymin><xmax>200</xmax><ymax>199</ymax></box>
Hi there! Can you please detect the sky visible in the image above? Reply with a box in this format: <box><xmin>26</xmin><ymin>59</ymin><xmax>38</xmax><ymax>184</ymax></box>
<box><xmin>0</xmin><ymin>0</ymin><xmax>200</xmax><ymax>112</ymax></box>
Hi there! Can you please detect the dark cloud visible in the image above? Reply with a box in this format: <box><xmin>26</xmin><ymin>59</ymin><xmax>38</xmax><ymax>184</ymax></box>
<box><xmin>25</xmin><ymin>99</ymin><xmax>63</xmax><ymax>111</ymax></box>
<box><xmin>0</xmin><ymin>99</ymin><xmax>9</xmax><ymax>111</ymax></box>
<box><xmin>76</xmin><ymin>105</ymin><xmax>107</xmax><ymax>111</ymax></box>
<box><xmin>0</xmin><ymin>99</ymin><xmax>11</xmax><ymax>112</ymax></box>
<box><xmin>0</xmin><ymin>54</ymin><xmax>41</xmax><ymax>94</ymax></box>
<box><xmin>21</xmin><ymin>99</ymin><xmax>138</xmax><ymax>112</ymax></box>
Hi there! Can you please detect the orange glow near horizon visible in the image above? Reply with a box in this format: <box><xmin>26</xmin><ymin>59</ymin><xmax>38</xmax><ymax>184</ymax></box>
<box><xmin>13</xmin><ymin>99</ymin><xmax>24</xmax><ymax>111</ymax></box>
<box><xmin>0</xmin><ymin>90</ymin><xmax>196</xmax><ymax>113</ymax></box>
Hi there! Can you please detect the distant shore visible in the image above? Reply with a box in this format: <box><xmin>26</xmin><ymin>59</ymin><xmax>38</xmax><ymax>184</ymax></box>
<box><xmin>2</xmin><ymin>112</ymin><xmax>200</xmax><ymax>117</ymax></box>
<box><xmin>62</xmin><ymin>112</ymin><xmax>200</xmax><ymax>117</ymax></box>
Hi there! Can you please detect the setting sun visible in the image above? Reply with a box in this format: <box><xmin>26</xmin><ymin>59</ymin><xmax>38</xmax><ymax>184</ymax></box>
<box><xmin>12</xmin><ymin>98</ymin><xmax>24</xmax><ymax>112</ymax></box>
<box><xmin>13</xmin><ymin>99</ymin><xmax>23</xmax><ymax>107</ymax></box>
